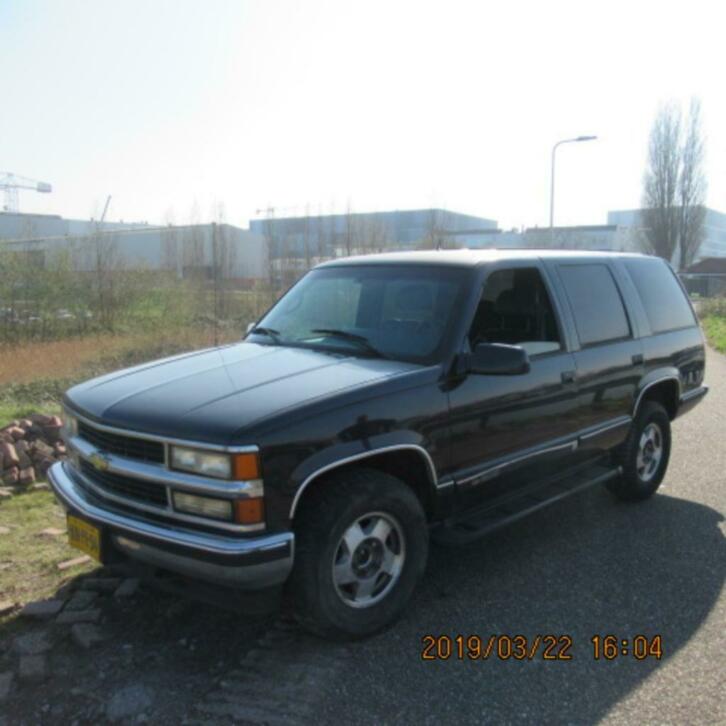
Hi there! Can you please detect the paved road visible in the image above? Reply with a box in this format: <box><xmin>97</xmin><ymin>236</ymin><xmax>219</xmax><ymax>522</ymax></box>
<box><xmin>7</xmin><ymin>353</ymin><xmax>721</xmax><ymax>724</ymax></box>
<box><xmin>328</xmin><ymin>350</ymin><xmax>726</xmax><ymax>724</ymax></box>
<box><xmin>200</xmin><ymin>350</ymin><xmax>725</xmax><ymax>725</ymax></box>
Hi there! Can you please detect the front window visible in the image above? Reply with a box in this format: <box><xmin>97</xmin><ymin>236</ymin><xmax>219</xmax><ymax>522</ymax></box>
<box><xmin>250</xmin><ymin>265</ymin><xmax>468</xmax><ymax>363</ymax></box>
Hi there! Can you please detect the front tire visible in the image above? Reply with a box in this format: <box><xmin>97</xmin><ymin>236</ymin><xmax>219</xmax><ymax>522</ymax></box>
<box><xmin>608</xmin><ymin>401</ymin><xmax>671</xmax><ymax>502</ymax></box>
<box><xmin>289</xmin><ymin>468</ymin><xmax>428</xmax><ymax>640</ymax></box>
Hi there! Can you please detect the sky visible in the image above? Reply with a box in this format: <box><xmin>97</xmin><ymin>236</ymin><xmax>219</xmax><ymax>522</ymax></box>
<box><xmin>2</xmin><ymin>0</ymin><xmax>724</xmax><ymax>231</ymax></box>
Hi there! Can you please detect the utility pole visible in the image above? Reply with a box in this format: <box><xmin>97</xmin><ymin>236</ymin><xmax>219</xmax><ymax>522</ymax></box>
<box><xmin>550</xmin><ymin>136</ymin><xmax>597</xmax><ymax>240</ymax></box>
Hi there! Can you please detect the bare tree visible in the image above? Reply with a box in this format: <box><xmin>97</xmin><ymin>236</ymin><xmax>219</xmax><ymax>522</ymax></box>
<box><xmin>419</xmin><ymin>208</ymin><xmax>457</xmax><ymax>249</ymax></box>
<box><xmin>302</xmin><ymin>203</ymin><xmax>312</xmax><ymax>271</ymax></box>
<box><xmin>640</xmin><ymin>99</ymin><xmax>707</xmax><ymax>266</ymax></box>
<box><xmin>641</xmin><ymin>102</ymin><xmax>682</xmax><ymax>261</ymax></box>
<box><xmin>315</xmin><ymin>204</ymin><xmax>327</xmax><ymax>262</ymax></box>
<box><xmin>161</xmin><ymin>208</ymin><xmax>181</xmax><ymax>278</ymax></box>
<box><xmin>344</xmin><ymin>201</ymin><xmax>356</xmax><ymax>256</ymax></box>
<box><xmin>678</xmin><ymin>99</ymin><xmax>707</xmax><ymax>269</ymax></box>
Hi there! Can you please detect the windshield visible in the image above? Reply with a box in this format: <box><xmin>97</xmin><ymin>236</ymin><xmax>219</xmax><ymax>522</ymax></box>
<box><xmin>250</xmin><ymin>265</ymin><xmax>469</xmax><ymax>363</ymax></box>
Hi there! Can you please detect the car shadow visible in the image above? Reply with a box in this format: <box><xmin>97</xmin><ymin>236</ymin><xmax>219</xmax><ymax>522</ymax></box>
<box><xmin>327</xmin><ymin>486</ymin><xmax>725</xmax><ymax>725</ymax></box>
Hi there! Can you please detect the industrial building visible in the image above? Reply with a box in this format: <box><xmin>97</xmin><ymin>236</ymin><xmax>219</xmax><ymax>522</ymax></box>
<box><xmin>249</xmin><ymin>208</ymin><xmax>498</xmax><ymax>259</ymax></box>
<box><xmin>607</xmin><ymin>207</ymin><xmax>726</xmax><ymax>261</ymax></box>
<box><xmin>0</xmin><ymin>217</ymin><xmax>267</xmax><ymax>282</ymax></box>
<box><xmin>0</xmin><ymin>211</ymin><xmax>148</xmax><ymax>240</ymax></box>
<box><xmin>448</xmin><ymin>224</ymin><xmax>646</xmax><ymax>253</ymax></box>
<box><xmin>3</xmin><ymin>203</ymin><xmax>725</xmax><ymax>284</ymax></box>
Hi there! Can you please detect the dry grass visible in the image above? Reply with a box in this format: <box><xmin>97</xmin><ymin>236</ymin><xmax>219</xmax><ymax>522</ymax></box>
<box><xmin>0</xmin><ymin>329</ymin><xmax>237</xmax><ymax>386</ymax></box>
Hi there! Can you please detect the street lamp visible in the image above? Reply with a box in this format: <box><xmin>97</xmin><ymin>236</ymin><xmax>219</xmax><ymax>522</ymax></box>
<box><xmin>549</xmin><ymin>135</ymin><xmax>597</xmax><ymax>233</ymax></box>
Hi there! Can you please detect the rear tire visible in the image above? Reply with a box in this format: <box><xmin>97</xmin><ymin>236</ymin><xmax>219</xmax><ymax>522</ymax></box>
<box><xmin>608</xmin><ymin>401</ymin><xmax>671</xmax><ymax>502</ymax></box>
<box><xmin>288</xmin><ymin>468</ymin><xmax>428</xmax><ymax>640</ymax></box>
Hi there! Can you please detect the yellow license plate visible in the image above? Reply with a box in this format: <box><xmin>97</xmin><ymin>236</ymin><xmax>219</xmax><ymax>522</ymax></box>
<box><xmin>67</xmin><ymin>515</ymin><xmax>101</xmax><ymax>562</ymax></box>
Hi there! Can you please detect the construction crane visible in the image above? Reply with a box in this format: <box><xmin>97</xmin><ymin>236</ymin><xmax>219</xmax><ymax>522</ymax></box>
<box><xmin>0</xmin><ymin>172</ymin><xmax>52</xmax><ymax>213</ymax></box>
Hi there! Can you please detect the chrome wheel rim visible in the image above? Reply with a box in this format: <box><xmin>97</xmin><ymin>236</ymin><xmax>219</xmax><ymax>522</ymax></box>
<box><xmin>636</xmin><ymin>422</ymin><xmax>663</xmax><ymax>482</ymax></box>
<box><xmin>332</xmin><ymin>511</ymin><xmax>405</xmax><ymax>609</ymax></box>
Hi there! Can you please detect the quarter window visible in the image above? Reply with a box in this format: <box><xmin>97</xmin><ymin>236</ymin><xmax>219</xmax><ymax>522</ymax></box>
<box><xmin>558</xmin><ymin>264</ymin><xmax>630</xmax><ymax>346</ymax></box>
<box><xmin>623</xmin><ymin>258</ymin><xmax>696</xmax><ymax>333</ymax></box>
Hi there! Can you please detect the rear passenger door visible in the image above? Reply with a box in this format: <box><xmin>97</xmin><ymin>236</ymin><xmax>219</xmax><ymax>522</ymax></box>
<box><xmin>547</xmin><ymin>259</ymin><xmax>643</xmax><ymax>452</ymax></box>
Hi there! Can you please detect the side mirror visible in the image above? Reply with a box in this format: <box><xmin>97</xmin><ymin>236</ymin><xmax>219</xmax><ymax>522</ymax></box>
<box><xmin>467</xmin><ymin>343</ymin><xmax>530</xmax><ymax>375</ymax></box>
<box><xmin>245</xmin><ymin>322</ymin><xmax>256</xmax><ymax>335</ymax></box>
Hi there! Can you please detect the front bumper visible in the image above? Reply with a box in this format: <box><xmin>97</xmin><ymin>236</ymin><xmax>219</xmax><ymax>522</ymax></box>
<box><xmin>48</xmin><ymin>461</ymin><xmax>294</xmax><ymax>590</ymax></box>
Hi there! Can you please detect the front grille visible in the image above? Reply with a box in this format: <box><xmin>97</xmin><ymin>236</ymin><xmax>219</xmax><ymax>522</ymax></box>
<box><xmin>78</xmin><ymin>421</ymin><xmax>165</xmax><ymax>464</ymax></box>
<box><xmin>79</xmin><ymin>460</ymin><xmax>168</xmax><ymax>507</ymax></box>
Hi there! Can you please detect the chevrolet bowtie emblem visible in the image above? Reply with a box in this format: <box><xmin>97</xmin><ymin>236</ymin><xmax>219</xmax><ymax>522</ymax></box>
<box><xmin>88</xmin><ymin>452</ymin><xmax>110</xmax><ymax>472</ymax></box>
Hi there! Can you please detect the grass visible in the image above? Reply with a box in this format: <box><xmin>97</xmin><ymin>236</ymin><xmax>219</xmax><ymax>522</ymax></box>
<box><xmin>702</xmin><ymin>315</ymin><xmax>726</xmax><ymax>353</ymax></box>
<box><xmin>0</xmin><ymin>489</ymin><xmax>95</xmax><ymax>619</ymax></box>
<box><xmin>697</xmin><ymin>296</ymin><xmax>726</xmax><ymax>354</ymax></box>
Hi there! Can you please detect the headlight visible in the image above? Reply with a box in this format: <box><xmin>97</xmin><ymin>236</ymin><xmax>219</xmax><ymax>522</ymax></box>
<box><xmin>169</xmin><ymin>446</ymin><xmax>261</xmax><ymax>481</ymax></box>
<box><xmin>172</xmin><ymin>491</ymin><xmax>233</xmax><ymax>520</ymax></box>
<box><xmin>170</xmin><ymin>446</ymin><xmax>232</xmax><ymax>479</ymax></box>
<box><xmin>62</xmin><ymin>411</ymin><xmax>78</xmax><ymax>439</ymax></box>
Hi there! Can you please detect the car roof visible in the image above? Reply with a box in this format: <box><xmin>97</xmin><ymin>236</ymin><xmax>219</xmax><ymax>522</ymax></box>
<box><xmin>316</xmin><ymin>248</ymin><xmax>653</xmax><ymax>269</ymax></box>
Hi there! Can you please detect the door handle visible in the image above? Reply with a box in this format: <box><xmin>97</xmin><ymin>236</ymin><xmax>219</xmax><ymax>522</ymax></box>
<box><xmin>631</xmin><ymin>354</ymin><xmax>644</xmax><ymax>366</ymax></box>
<box><xmin>561</xmin><ymin>370</ymin><xmax>576</xmax><ymax>384</ymax></box>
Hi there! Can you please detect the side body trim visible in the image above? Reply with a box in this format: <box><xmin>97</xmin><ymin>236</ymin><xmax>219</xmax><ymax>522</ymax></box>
<box><xmin>457</xmin><ymin>439</ymin><xmax>579</xmax><ymax>488</ymax></box>
<box><xmin>578</xmin><ymin>415</ymin><xmax>632</xmax><ymax>442</ymax></box>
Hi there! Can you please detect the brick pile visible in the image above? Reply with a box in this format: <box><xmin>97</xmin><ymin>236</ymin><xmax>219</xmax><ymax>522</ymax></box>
<box><xmin>0</xmin><ymin>415</ymin><xmax>66</xmax><ymax>488</ymax></box>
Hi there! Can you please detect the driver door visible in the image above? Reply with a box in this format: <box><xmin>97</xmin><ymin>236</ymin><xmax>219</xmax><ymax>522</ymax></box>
<box><xmin>446</xmin><ymin>262</ymin><xmax>584</xmax><ymax>510</ymax></box>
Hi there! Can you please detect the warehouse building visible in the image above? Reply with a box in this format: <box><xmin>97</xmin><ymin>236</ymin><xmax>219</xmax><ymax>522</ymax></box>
<box><xmin>446</xmin><ymin>224</ymin><xmax>647</xmax><ymax>253</ymax></box>
<box><xmin>1</xmin><ymin>220</ymin><xmax>268</xmax><ymax>282</ymax></box>
<box><xmin>250</xmin><ymin>208</ymin><xmax>498</xmax><ymax>259</ymax></box>
<box><xmin>0</xmin><ymin>211</ymin><xmax>146</xmax><ymax>239</ymax></box>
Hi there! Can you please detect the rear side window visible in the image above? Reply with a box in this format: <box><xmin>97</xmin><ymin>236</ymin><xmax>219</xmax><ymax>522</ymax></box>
<box><xmin>558</xmin><ymin>264</ymin><xmax>630</xmax><ymax>346</ymax></box>
<box><xmin>623</xmin><ymin>258</ymin><xmax>696</xmax><ymax>333</ymax></box>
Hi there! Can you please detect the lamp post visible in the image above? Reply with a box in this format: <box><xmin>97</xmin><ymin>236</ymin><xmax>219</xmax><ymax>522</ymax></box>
<box><xmin>549</xmin><ymin>135</ymin><xmax>597</xmax><ymax>236</ymax></box>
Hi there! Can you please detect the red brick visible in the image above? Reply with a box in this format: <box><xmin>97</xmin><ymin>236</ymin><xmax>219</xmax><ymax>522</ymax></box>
<box><xmin>43</xmin><ymin>424</ymin><xmax>62</xmax><ymax>443</ymax></box>
<box><xmin>2</xmin><ymin>467</ymin><xmax>19</xmax><ymax>486</ymax></box>
<box><xmin>17</xmin><ymin>451</ymin><xmax>32</xmax><ymax>469</ymax></box>
<box><xmin>6</xmin><ymin>427</ymin><xmax>25</xmax><ymax>441</ymax></box>
<box><xmin>18</xmin><ymin>467</ymin><xmax>35</xmax><ymax>485</ymax></box>
<box><xmin>35</xmin><ymin>458</ymin><xmax>54</xmax><ymax>476</ymax></box>
<box><xmin>0</xmin><ymin>443</ymin><xmax>19</xmax><ymax>468</ymax></box>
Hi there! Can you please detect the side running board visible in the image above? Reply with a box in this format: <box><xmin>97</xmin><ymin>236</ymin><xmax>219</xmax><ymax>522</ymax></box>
<box><xmin>432</xmin><ymin>464</ymin><xmax>621</xmax><ymax>546</ymax></box>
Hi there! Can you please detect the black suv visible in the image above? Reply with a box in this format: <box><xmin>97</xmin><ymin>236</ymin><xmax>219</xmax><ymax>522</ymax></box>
<box><xmin>50</xmin><ymin>250</ymin><xmax>708</xmax><ymax>638</ymax></box>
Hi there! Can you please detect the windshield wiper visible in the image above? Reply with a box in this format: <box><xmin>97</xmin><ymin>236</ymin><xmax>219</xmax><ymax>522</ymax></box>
<box><xmin>248</xmin><ymin>326</ymin><xmax>281</xmax><ymax>342</ymax></box>
<box><xmin>310</xmin><ymin>329</ymin><xmax>387</xmax><ymax>358</ymax></box>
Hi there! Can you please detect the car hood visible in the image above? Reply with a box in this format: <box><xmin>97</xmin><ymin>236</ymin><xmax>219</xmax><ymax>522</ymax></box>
<box><xmin>65</xmin><ymin>342</ymin><xmax>422</xmax><ymax>444</ymax></box>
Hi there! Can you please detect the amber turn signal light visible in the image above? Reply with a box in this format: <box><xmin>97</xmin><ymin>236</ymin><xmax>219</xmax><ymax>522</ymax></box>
<box><xmin>234</xmin><ymin>497</ymin><xmax>265</xmax><ymax>524</ymax></box>
<box><xmin>232</xmin><ymin>452</ymin><xmax>261</xmax><ymax>480</ymax></box>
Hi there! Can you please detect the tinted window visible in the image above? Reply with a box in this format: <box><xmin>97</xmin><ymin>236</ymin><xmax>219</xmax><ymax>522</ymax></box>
<box><xmin>623</xmin><ymin>258</ymin><xmax>696</xmax><ymax>333</ymax></box>
<box><xmin>558</xmin><ymin>264</ymin><xmax>630</xmax><ymax>346</ymax></box>
<box><xmin>253</xmin><ymin>265</ymin><xmax>467</xmax><ymax>363</ymax></box>
<box><xmin>468</xmin><ymin>268</ymin><xmax>561</xmax><ymax>356</ymax></box>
